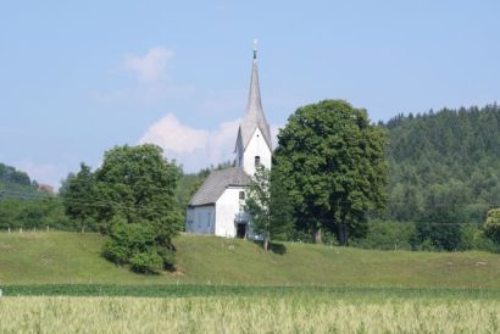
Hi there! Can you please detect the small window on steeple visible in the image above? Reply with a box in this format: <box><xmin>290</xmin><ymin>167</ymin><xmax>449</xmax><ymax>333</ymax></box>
<box><xmin>239</xmin><ymin>191</ymin><xmax>245</xmax><ymax>200</ymax></box>
<box><xmin>255</xmin><ymin>156</ymin><xmax>261</xmax><ymax>167</ymax></box>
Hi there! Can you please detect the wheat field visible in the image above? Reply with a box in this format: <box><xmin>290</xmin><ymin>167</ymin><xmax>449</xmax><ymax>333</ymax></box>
<box><xmin>1</xmin><ymin>294</ymin><xmax>498</xmax><ymax>333</ymax></box>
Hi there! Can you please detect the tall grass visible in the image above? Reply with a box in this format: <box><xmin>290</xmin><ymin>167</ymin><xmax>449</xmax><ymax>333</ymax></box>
<box><xmin>1</xmin><ymin>294</ymin><xmax>498</xmax><ymax>333</ymax></box>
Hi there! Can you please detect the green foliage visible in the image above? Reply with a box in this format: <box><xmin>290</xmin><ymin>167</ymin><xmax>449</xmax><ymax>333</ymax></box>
<box><xmin>0</xmin><ymin>162</ymin><xmax>31</xmax><ymax>186</ymax></box>
<box><xmin>351</xmin><ymin>220</ymin><xmax>416</xmax><ymax>250</ymax></box>
<box><xmin>102</xmin><ymin>218</ymin><xmax>167</xmax><ymax>273</ymax></box>
<box><xmin>245</xmin><ymin>166</ymin><xmax>271</xmax><ymax>248</ymax></box>
<box><xmin>61</xmin><ymin>164</ymin><xmax>98</xmax><ymax>232</ymax></box>
<box><xmin>274</xmin><ymin>99</ymin><xmax>387</xmax><ymax>245</ymax></box>
<box><xmin>0</xmin><ymin>162</ymin><xmax>46</xmax><ymax>200</ymax></box>
<box><xmin>245</xmin><ymin>166</ymin><xmax>294</xmax><ymax>251</ymax></box>
<box><xmin>415</xmin><ymin>221</ymin><xmax>463</xmax><ymax>251</ymax></box>
<box><xmin>383</xmin><ymin>105</ymin><xmax>500</xmax><ymax>226</ymax></box>
<box><xmin>484</xmin><ymin>208</ymin><xmax>500</xmax><ymax>244</ymax></box>
<box><xmin>0</xmin><ymin>198</ymin><xmax>71</xmax><ymax>230</ymax></box>
<box><xmin>62</xmin><ymin>144</ymin><xmax>183</xmax><ymax>273</ymax></box>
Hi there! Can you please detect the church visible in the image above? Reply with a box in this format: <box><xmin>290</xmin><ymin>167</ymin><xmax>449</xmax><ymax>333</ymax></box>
<box><xmin>185</xmin><ymin>46</ymin><xmax>272</xmax><ymax>238</ymax></box>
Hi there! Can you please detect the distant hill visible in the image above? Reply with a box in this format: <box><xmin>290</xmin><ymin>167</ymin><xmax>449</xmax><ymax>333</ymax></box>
<box><xmin>0</xmin><ymin>231</ymin><xmax>499</xmax><ymax>288</ymax></box>
<box><xmin>0</xmin><ymin>163</ymin><xmax>46</xmax><ymax>200</ymax></box>
<box><xmin>383</xmin><ymin>104</ymin><xmax>500</xmax><ymax>224</ymax></box>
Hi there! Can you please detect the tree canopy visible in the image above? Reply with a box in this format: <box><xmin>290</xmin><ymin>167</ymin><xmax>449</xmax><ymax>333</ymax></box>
<box><xmin>274</xmin><ymin>100</ymin><xmax>387</xmax><ymax>245</ymax></box>
<box><xmin>62</xmin><ymin>144</ymin><xmax>183</xmax><ymax>273</ymax></box>
<box><xmin>382</xmin><ymin>104</ymin><xmax>500</xmax><ymax>227</ymax></box>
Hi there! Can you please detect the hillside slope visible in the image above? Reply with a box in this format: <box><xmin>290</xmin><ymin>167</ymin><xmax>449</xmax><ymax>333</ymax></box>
<box><xmin>0</xmin><ymin>162</ymin><xmax>46</xmax><ymax>200</ymax></box>
<box><xmin>0</xmin><ymin>232</ymin><xmax>499</xmax><ymax>288</ymax></box>
<box><xmin>383</xmin><ymin>104</ymin><xmax>500</xmax><ymax>224</ymax></box>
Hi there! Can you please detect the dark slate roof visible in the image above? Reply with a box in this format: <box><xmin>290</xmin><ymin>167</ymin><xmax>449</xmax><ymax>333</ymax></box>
<box><xmin>189</xmin><ymin>167</ymin><xmax>251</xmax><ymax>207</ymax></box>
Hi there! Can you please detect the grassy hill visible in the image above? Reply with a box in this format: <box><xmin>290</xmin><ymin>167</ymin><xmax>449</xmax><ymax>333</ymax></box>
<box><xmin>0</xmin><ymin>231</ymin><xmax>499</xmax><ymax>288</ymax></box>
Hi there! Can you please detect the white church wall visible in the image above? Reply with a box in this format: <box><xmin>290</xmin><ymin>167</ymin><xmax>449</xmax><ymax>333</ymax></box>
<box><xmin>241</xmin><ymin>128</ymin><xmax>272</xmax><ymax>176</ymax></box>
<box><xmin>185</xmin><ymin>205</ymin><xmax>215</xmax><ymax>234</ymax></box>
<box><xmin>215</xmin><ymin>186</ymin><xmax>247</xmax><ymax>238</ymax></box>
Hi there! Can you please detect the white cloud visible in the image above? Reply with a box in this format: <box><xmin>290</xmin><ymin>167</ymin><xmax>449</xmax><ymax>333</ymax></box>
<box><xmin>139</xmin><ymin>113</ymin><xmax>240</xmax><ymax>172</ymax></box>
<box><xmin>15</xmin><ymin>161</ymin><xmax>66</xmax><ymax>189</ymax></box>
<box><xmin>139</xmin><ymin>113</ymin><xmax>282</xmax><ymax>173</ymax></box>
<box><xmin>123</xmin><ymin>46</ymin><xmax>173</xmax><ymax>83</ymax></box>
<box><xmin>139</xmin><ymin>114</ymin><xmax>209</xmax><ymax>154</ymax></box>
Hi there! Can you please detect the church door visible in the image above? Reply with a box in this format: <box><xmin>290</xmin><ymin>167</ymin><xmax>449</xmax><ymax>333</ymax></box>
<box><xmin>236</xmin><ymin>223</ymin><xmax>246</xmax><ymax>239</ymax></box>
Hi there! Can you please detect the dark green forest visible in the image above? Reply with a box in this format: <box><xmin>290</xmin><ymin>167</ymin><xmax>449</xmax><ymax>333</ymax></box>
<box><xmin>383</xmin><ymin>104</ymin><xmax>500</xmax><ymax>224</ymax></box>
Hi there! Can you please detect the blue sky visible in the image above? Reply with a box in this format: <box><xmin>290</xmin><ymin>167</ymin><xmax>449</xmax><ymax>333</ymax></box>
<box><xmin>1</xmin><ymin>1</ymin><xmax>499</xmax><ymax>187</ymax></box>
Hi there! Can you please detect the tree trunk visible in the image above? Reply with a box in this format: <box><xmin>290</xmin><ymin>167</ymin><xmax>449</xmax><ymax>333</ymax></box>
<box><xmin>337</xmin><ymin>223</ymin><xmax>347</xmax><ymax>246</ymax></box>
<box><xmin>263</xmin><ymin>237</ymin><xmax>269</xmax><ymax>252</ymax></box>
<box><xmin>312</xmin><ymin>227</ymin><xmax>322</xmax><ymax>244</ymax></box>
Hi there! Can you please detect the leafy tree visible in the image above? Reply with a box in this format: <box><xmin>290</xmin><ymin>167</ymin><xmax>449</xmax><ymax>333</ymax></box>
<box><xmin>245</xmin><ymin>166</ymin><xmax>272</xmax><ymax>251</ymax></box>
<box><xmin>63</xmin><ymin>144</ymin><xmax>183</xmax><ymax>273</ymax></box>
<box><xmin>274</xmin><ymin>100</ymin><xmax>387</xmax><ymax>245</ymax></box>
<box><xmin>61</xmin><ymin>164</ymin><xmax>97</xmax><ymax>232</ymax></box>
<box><xmin>245</xmin><ymin>166</ymin><xmax>293</xmax><ymax>251</ymax></box>
<box><xmin>0</xmin><ymin>197</ymin><xmax>70</xmax><ymax>230</ymax></box>
<box><xmin>483</xmin><ymin>208</ymin><xmax>500</xmax><ymax>244</ymax></box>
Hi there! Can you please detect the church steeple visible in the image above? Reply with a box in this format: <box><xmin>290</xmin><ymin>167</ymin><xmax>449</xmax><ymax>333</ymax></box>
<box><xmin>239</xmin><ymin>40</ymin><xmax>272</xmax><ymax>151</ymax></box>
<box><xmin>235</xmin><ymin>41</ymin><xmax>273</xmax><ymax>175</ymax></box>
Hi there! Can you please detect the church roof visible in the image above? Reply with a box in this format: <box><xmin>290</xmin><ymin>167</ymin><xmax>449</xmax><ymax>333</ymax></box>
<box><xmin>238</xmin><ymin>49</ymin><xmax>272</xmax><ymax>151</ymax></box>
<box><xmin>188</xmin><ymin>167</ymin><xmax>251</xmax><ymax>207</ymax></box>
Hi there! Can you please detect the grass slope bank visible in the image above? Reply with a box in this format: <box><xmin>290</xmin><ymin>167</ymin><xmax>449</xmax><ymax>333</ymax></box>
<box><xmin>0</xmin><ymin>231</ymin><xmax>499</xmax><ymax>288</ymax></box>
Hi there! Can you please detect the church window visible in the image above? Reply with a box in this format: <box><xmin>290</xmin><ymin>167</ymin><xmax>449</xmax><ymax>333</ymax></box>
<box><xmin>255</xmin><ymin>156</ymin><xmax>261</xmax><ymax>167</ymax></box>
<box><xmin>239</xmin><ymin>191</ymin><xmax>245</xmax><ymax>200</ymax></box>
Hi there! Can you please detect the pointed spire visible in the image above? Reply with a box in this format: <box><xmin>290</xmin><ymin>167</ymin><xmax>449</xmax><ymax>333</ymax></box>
<box><xmin>253</xmin><ymin>39</ymin><xmax>258</xmax><ymax>59</ymax></box>
<box><xmin>239</xmin><ymin>40</ymin><xmax>272</xmax><ymax>150</ymax></box>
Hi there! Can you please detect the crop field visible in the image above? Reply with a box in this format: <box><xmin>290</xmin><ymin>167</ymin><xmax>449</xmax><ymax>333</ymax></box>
<box><xmin>1</xmin><ymin>288</ymin><xmax>499</xmax><ymax>333</ymax></box>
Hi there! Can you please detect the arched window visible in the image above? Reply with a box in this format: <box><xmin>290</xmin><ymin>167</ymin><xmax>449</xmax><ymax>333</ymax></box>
<box><xmin>239</xmin><ymin>191</ymin><xmax>245</xmax><ymax>200</ymax></box>
<box><xmin>254</xmin><ymin>156</ymin><xmax>261</xmax><ymax>167</ymax></box>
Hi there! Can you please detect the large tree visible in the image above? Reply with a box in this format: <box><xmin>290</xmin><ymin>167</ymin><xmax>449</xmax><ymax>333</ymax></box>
<box><xmin>274</xmin><ymin>100</ymin><xmax>386</xmax><ymax>245</ymax></box>
<box><xmin>61</xmin><ymin>164</ymin><xmax>97</xmax><ymax>232</ymax></box>
<box><xmin>63</xmin><ymin>144</ymin><xmax>183</xmax><ymax>273</ymax></box>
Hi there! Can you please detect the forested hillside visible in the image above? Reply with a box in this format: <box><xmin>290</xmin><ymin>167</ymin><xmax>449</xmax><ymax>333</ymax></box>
<box><xmin>383</xmin><ymin>104</ymin><xmax>500</xmax><ymax>225</ymax></box>
<box><xmin>0</xmin><ymin>163</ymin><xmax>44</xmax><ymax>200</ymax></box>
<box><xmin>0</xmin><ymin>163</ymin><xmax>67</xmax><ymax>230</ymax></box>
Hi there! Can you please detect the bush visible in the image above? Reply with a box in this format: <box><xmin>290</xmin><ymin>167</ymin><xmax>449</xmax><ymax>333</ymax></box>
<box><xmin>102</xmin><ymin>218</ymin><xmax>176</xmax><ymax>273</ymax></box>
<box><xmin>415</xmin><ymin>220</ymin><xmax>462</xmax><ymax>251</ymax></box>
<box><xmin>0</xmin><ymin>198</ymin><xmax>72</xmax><ymax>231</ymax></box>
<box><xmin>483</xmin><ymin>208</ymin><xmax>500</xmax><ymax>244</ymax></box>
<box><xmin>351</xmin><ymin>220</ymin><xmax>415</xmax><ymax>250</ymax></box>
<box><xmin>130</xmin><ymin>251</ymin><xmax>164</xmax><ymax>274</ymax></box>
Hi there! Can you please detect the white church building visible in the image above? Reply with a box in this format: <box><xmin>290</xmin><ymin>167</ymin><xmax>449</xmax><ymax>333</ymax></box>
<box><xmin>185</xmin><ymin>47</ymin><xmax>272</xmax><ymax>238</ymax></box>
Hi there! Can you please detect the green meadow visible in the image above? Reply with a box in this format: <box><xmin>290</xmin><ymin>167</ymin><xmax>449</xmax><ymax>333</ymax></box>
<box><xmin>1</xmin><ymin>231</ymin><xmax>499</xmax><ymax>333</ymax></box>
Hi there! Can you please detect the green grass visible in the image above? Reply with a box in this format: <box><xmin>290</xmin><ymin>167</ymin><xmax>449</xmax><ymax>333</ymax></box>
<box><xmin>0</xmin><ymin>231</ymin><xmax>499</xmax><ymax>288</ymax></box>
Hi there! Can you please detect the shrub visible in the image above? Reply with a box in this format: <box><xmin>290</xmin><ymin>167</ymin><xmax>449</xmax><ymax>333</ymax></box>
<box><xmin>130</xmin><ymin>251</ymin><xmax>163</xmax><ymax>274</ymax></box>
<box><xmin>351</xmin><ymin>220</ymin><xmax>415</xmax><ymax>250</ymax></box>
<box><xmin>483</xmin><ymin>208</ymin><xmax>500</xmax><ymax>244</ymax></box>
<box><xmin>415</xmin><ymin>220</ymin><xmax>462</xmax><ymax>251</ymax></box>
<box><xmin>102</xmin><ymin>218</ymin><xmax>171</xmax><ymax>273</ymax></box>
